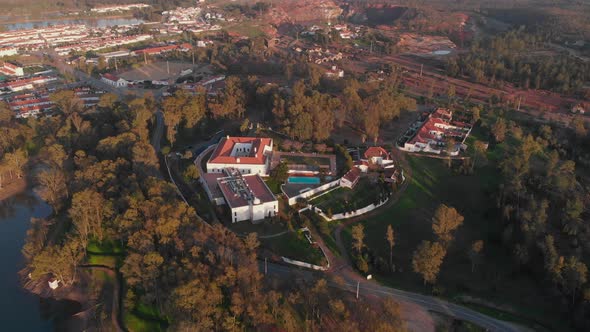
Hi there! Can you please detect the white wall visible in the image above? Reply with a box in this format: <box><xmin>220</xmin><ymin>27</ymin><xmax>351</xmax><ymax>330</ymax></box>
<box><xmin>231</xmin><ymin>200</ymin><xmax>277</xmax><ymax>222</ymax></box>
<box><xmin>207</xmin><ymin>162</ymin><xmax>268</xmax><ymax>176</ymax></box>
<box><xmin>231</xmin><ymin>205</ymin><xmax>251</xmax><ymax>223</ymax></box>
<box><xmin>284</xmin><ymin>179</ymin><xmax>340</xmax><ymax>205</ymax></box>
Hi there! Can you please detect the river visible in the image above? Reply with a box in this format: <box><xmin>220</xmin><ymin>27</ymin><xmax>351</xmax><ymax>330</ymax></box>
<box><xmin>4</xmin><ymin>17</ymin><xmax>144</xmax><ymax>31</ymax></box>
<box><xmin>0</xmin><ymin>190</ymin><xmax>52</xmax><ymax>330</ymax></box>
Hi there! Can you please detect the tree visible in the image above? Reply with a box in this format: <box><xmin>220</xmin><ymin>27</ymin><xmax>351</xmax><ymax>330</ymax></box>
<box><xmin>183</xmin><ymin>164</ymin><xmax>200</xmax><ymax>182</ymax></box>
<box><xmin>562</xmin><ymin>256</ymin><xmax>588</xmax><ymax>305</ymax></box>
<box><xmin>386</xmin><ymin>225</ymin><xmax>395</xmax><ymax>271</ymax></box>
<box><xmin>0</xmin><ymin>101</ymin><xmax>14</xmax><ymax>123</ymax></box>
<box><xmin>36</xmin><ymin>168</ymin><xmax>68</xmax><ymax>213</ymax></box>
<box><xmin>444</xmin><ymin>136</ymin><xmax>456</xmax><ymax>167</ymax></box>
<box><xmin>29</xmin><ymin>237</ymin><xmax>83</xmax><ymax>286</ymax></box>
<box><xmin>4</xmin><ymin>148</ymin><xmax>27</xmax><ymax>178</ymax></box>
<box><xmin>471</xmin><ymin>106</ymin><xmax>481</xmax><ymax>123</ymax></box>
<box><xmin>432</xmin><ymin>204</ymin><xmax>464</xmax><ymax>245</ymax></box>
<box><xmin>351</xmin><ymin>224</ymin><xmax>365</xmax><ymax>255</ymax></box>
<box><xmin>69</xmin><ymin>189</ymin><xmax>112</xmax><ymax>252</ymax></box>
<box><xmin>412</xmin><ymin>241</ymin><xmax>446</xmax><ymax>285</ymax></box>
<box><xmin>492</xmin><ymin>117</ymin><xmax>507</xmax><ymax>143</ymax></box>
<box><xmin>240</xmin><ymin>118</ymin><xmax>251</xmax><ymax>133</ymax></box>
<box><xmin>447</xmin><ymin>84</ymin><xmax>456</xmax><ymax>105</ymax></box>
<box><xmin>271</xmin><ymin>161</ymin><xmax>289</xmax><ymax>184</ymax></box>
<box><xmin>469</xmin><ymin>240</ymin><xmax>484</xmax><ymax>273</ymax></box>
<box><xmin>571</xmin><ymin>116</ymin><xmax>587</xmax><ymax>139</ymax></box>
<box><xmin>98</xmin><ymin>93</ymin><xmax>118</xmax><ymax>109</ymax></box>
<box><xmin>471</xmin><ymin>140</ymin><xmax>488</xmax><ymax>171</ymax></box>
<box><xmin>50</xmin><ymin>90</ymin><xmax>83</xmax><ymax>116</ymax></box>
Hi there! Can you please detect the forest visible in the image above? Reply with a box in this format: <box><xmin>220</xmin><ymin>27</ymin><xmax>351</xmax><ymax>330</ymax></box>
<box><xmin>446</xmin><ymin>29</ymin><xmax>590</xmax><ymax>95</ymax></box>
<box><xmin>0</xmin><ymin>90</ymin><xmax>409</xmax><ymax>330</ymax></box>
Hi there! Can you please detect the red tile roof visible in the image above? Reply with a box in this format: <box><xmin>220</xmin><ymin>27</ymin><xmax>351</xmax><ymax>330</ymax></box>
<box><xmin>102</xmin><ymin>73</ymin><xmax>121</xmax><ymax>81</ymax></box>
<box><xmin>218</xmin><ymin>174</ymin><xmax>276</xmax><ymax>208</ymax></box>
<box><xmin>208</xmin><ymin>137</ymin><xmax>272</xmax><ymax>165</ymax></box>
<box><xmin>342</xmin><ymin>167</ymin><xmax>361</xmax><ymax>183</ymax></box>
<box><xmin>364</xmin><ymin>146</ymin><xmax>389</xmax><ymax>160</ymax></box>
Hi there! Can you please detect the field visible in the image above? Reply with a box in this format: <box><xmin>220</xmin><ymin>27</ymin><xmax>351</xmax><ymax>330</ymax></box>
<box><xmin>310</xmin><ymin>177</ymin><xmax>382</xmax><ymax>214</ymax></box>
<box><xmin>340</xmin><ymin>151</ymin><xmax>565</xmax><ymax>330</ymax></box>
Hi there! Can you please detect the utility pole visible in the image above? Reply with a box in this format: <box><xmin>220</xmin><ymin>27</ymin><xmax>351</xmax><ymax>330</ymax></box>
<box><xmin>356</xmin><ymin>281</ymin><xmax>360</xmax><ymax>299</ymax></box>
<box><xmin>114</xmin><ymin>58</ymin><xmax>118</xmax><ymax>71</ymax></box>
<box><xmin>144</xmin><ymin>52</ymin><xmax>147</xmax><ymax>65</ymax></box>
<box><xmin>167</xmin><ymin>60</ymin><xmax>170</xmax><ymax>74</ymax></box>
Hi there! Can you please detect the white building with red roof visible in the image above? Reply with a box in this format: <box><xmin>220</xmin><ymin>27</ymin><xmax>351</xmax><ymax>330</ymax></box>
<box><xmin>364</xmin><ymin>146</ymin><xmax>392</xmax><ymax>166</ymax></box>
<box><xmin>207</xmin><ymin>136</ymin><xmax>273</xmax><ymax>176</ymax></box>
<box><xmin>340</xmin><ymin>167</ymin><xmax>361</xmax><ymax>189</ymax></box>
<box><xmin>100</xmin><ymin>73</ymin><xmax>128</xmax><ymax>88</ymax></box>
<box><xmin>401</xmin><ymin>108</ymin><xmax>471</xmax><ymax>155</ymax></box>
<box><xmin>0</xmin><ymin>47</ymin><xmax>17</xmax><ymax>57</ymax></box>
<box><xmin>217</xmin><ymin>168</ymin><xmax>278</xmax><ymax>222</ymax></box>
<box><xmin>0</xmin><ymin>61</ymin><xmax>24</xmax><ymax>77</ymax></box>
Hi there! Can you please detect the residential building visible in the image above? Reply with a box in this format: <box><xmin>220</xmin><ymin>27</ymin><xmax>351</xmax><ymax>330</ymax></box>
<box><xmin>340</xmin><ymin>167</ymin><xmax>361</xmax><ymax>189</ymax></box>
<box><xmin>402</xmin><ymin>108</ymin><xmax>471</xmax><ymax>155</ymax></box>
<box><xmin>364</xmin><ymin>146</ymin><xmax>393</xmax><ymax>166</ymax></box>
<box><xmin>101</xmin><ymin>73</ymin><xmax>129</xmax><ymax>88</ymax></box>
<box><xmin>0</xmin><ymin>61</ymin><xmax>24</xmax><ymax>76</ymax></box>
<box><xmin>207</xmin><ymin>136</ymin><xmax>273</xmax><ymax>176</ymax></box>
<box><xmin>0</xmin><ymin>47</ymin><xmax>17</xmax><ymax>57</ymax></box>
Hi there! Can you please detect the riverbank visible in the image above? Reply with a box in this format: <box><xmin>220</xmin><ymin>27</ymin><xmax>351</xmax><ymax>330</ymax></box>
<box><xmin>20</xmin><ymin>267</ymin><xmax>96</xmax><ymax>331</ymax></box>
<box><xmin>0</xmin><ymin>177</ymin><xmax>27</xmax><ymax>201</ymax></box>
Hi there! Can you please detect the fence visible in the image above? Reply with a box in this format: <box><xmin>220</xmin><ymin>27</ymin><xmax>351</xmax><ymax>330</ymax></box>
<box><xmin>281</xmin><ymin>257</ymin><xmax>329</xmax><ymax>271</ymax></box>
<box><xmin>283</xmin><ymin>179</ymin><xmax>341</xmax><ymax>205</ymax></box>
<box><xmin>316</xmin><ymin>196</ymin><xmax>390</xmax><ymax>221</ymax></box>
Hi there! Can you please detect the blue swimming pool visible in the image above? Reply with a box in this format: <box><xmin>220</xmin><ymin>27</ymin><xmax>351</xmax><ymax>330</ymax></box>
<box><xmin>288</xmin><ymin>176</ymin><xmax>320</xmax><ymax>184</ymax></box>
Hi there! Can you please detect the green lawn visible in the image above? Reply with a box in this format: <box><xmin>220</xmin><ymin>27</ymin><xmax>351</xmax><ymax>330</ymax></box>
<box><xmin>260</xmin><ymin>231</ymin><xmax>326</xmax><ymax>266</ymax></box>
<box><xmin>87</xmin><ymin>239</ymin><xmax>125</xmax><ymax>268</ymax></box>
<box><xmin>125</xmin><ymin>303</ymin><xmax>168</xmax><ymax>332</ymax></box>
<box><xmin>341</xmin><ymin>154</ymin><xmax>566</xmax><ymax>330</ymax></box>
<box><xmin>310</xmin><ymin>177</ymin><xmax>387</xmax><ymax>214</ymax></box>
<box><xmin>227</xmin><ymin>218</ymin><xmax>288</xmax><ymax>237</ymax></box>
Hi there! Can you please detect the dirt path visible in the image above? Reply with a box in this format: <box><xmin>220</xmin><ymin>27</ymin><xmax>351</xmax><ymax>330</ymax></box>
<box><xmin>79</xmin><ymin>264</ymin><xmax>125</xmax><ymax>332</ymax></box>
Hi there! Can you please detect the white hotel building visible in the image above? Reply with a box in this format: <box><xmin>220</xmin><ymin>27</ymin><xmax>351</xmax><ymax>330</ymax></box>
<box><xmin>201</xmin><ymin>136</ymin><xmax>278</xmax><ymax>223</ymax></box>
<box><xmin>206</xmin><ymin>136</ymin><xmax>273</xmax><ymax>176</ymax></box>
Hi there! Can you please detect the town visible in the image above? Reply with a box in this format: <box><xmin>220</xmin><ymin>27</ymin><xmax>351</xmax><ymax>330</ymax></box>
<box><xmin>0</xmin><ymin>1</ymin><xmax>589</xmax><ymax>332</ymax></box>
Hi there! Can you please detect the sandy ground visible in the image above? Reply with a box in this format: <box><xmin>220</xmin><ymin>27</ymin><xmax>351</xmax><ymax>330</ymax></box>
<box><xmin>119</xmin><ymin>61</ymin><xmax>210</xmax><ymax>81</ymax></box>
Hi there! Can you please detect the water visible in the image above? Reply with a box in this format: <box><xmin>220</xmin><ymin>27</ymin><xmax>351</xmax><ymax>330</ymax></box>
<box><xmin>4</xmin><ymin>17</ymin><xmax>144</xmax><ymax>31</ymax></box>
<box><xmin>432</xmin><ymin>50</ymin><xmax>452</xmax><ymax>55</ymax></box>
<box><xmin>0</xmin><ymin>190</ymin><xmax>52</xmax><ymax>330</ymax></box>
<box><xmin>288</xmin><ymin>177</ymin><xmax>320</xmax><ymax>184</ymax></box>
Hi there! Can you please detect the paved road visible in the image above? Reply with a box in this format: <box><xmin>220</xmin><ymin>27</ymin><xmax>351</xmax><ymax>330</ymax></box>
<box><xmin>151</xmin><ymin>110</ymin><xmax>164</xmax><ymax>153</ymax></box>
